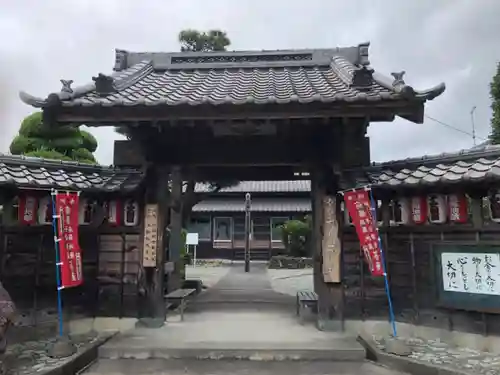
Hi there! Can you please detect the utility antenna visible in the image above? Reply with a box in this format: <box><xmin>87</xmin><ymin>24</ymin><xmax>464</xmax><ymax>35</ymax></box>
<box><xmin>470</xmin><ymin>106</ymin><xmax>477</xmax><ymax>146</ymax></box>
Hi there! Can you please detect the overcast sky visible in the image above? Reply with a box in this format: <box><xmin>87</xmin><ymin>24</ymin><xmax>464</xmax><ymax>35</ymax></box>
<box><xmin>1</xmin><ymin>0</ymin><xmax>499</xmax><ymax>165</ymax></box>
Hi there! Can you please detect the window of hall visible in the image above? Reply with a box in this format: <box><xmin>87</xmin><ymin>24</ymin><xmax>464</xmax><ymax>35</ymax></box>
<box><xmin>252</xmin><ymin>217</ymin><xmax>270</xmax><ymax>241</ymax></box>
<box><xmin>233</xmin><ymin>216</ymin><xmax>245</xmax><ymax>241</ymax></box>
<box><xmin>213</xmin><ymin>217</ymin><xmax>233</xmax><ymax>241</ymax></box>
<box><xmin>188</xmin><ymin>216</ymin><xmax>211</xmax><ymax>241</ymax></box>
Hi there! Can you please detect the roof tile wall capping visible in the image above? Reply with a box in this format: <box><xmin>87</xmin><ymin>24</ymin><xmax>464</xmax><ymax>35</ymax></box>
<box><xmin>19</xmin><ymin>43</ymin><xmax>445</xmax><ymax>110</ymax></box>
<box><xmin>0</xmin><ymin>154</ymin><xmax>144</xmax><ymax>192</ymax></box>
<box><xmin>367</xmin><ymin>144</ymin><xmax>500</xmax><ymax>188</ymax></box>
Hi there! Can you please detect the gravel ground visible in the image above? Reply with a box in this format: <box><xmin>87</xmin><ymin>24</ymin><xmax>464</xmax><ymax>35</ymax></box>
<box><xmin>185</xmin><ymin>264</ymin><xmax>231</xmax><ymax>288</ymax></box>
<box><xmin>267</xmin><ymin>269</ymin><xmax>314</xmax><ymax>296</ymax></box>
<box><xmin>373</xmin><ymin>335</ymin><xmax>500</xmax><ymax>375</ymax></box>
<box><xmin>1</xmin><ymin>333</ymin><xmax>104</xmax><ymax>375</ymax></box>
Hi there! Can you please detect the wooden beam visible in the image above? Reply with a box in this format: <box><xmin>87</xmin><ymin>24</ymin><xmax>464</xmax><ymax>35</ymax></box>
<box><xmin>51</xmin><ymin>100</ymin><xmax>424</xmax><ymax>124</ymax></box>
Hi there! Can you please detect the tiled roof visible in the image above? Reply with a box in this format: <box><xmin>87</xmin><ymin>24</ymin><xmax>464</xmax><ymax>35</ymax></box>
<box><xmin>194</xmin><ymin>180</ymin><xmax>310</xmax><ymax>193</ymax></box>
<box><xmin>0</xmin><ymin>154</ymin><xmax>144</xmax><ymax>192</ymax></box>
<box><xmin>192</xmin><ymin>198</ymin><xmax>311</xmax><ymax>212</ymax></box>
<box><xmin>19</xmin><ymin>43</ymin><xmax>445</xmax><ymax>110</ymax></box>
<box><xmin>367</xmin><ymin>145</ymin><xmax>500</xmax><ymax>189</ymax></box>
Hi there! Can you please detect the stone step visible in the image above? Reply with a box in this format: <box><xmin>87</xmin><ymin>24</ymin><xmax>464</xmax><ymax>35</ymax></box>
<box><xmin>98</xmin><ymin>339</ymin><xmax>366</xmax><ymax>362</ymax></box>
<box><xmin>83</xmin><ymin>358</ymin><xmax>403</xmax><ymax>375</ymax></box>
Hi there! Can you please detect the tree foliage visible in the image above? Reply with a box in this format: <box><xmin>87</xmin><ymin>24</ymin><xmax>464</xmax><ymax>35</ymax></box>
<box><xmin>490</xmin><ymin>62</ymin><xmax>500</xmax><ymax>144</ymax></box>
<box><xmin>280</xmin><ymin>216</ymin><xmax>312</xmax><ymax>257</ymax></box>
<box><xmin>9</xmin><ymin>112</ymin><xmax>98</xmax><ymax>164</ymax></box>
<box><xmin>178</xmin><ymin>29</ymin><xmax>231</xmax><ymax>52</ymax></box>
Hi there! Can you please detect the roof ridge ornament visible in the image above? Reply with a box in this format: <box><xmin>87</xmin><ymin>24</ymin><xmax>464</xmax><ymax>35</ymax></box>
<box><xmin>92</xmin><ymin>73</ymin><xmax>116</xmax><ymax>96</ymax></box>
<box><xmin>114</xmin><ymin>49</ymin><xmax>129</xmax><ymax>71</ymax></box>
<box><xmin>391</xmin><ymin>71</ymin><xmax>406</xmax><ymax>87</ymax></box>
<box><xmin>352</xmin><ymin>66</ymin><xmax>374</xmax><ymax>88</ymax></box>
<box><xmin>60</xmin><ymin>80</ymin><xmax>74</xmax><ymax>94</ymax></box>
<box><xmin>357</xmin><ymin>42</ymin><xmax>370</xmax><ymax>66</ymax></box>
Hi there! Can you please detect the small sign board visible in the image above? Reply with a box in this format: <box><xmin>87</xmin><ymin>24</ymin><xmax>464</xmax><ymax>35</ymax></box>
<box><xmin>186</xmin><ymin>232</ymin><xmax>199</xmax><ymax>245</ymax></box>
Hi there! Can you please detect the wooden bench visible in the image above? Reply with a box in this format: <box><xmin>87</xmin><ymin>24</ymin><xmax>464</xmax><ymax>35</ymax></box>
<box><xmin>296</xmin><ymin>291</ymin><xmax>318</xmax><ymax>324</ymax></box>
<box><xmin>165</xmin><ymin>288</ymin><xmax>196</xmax><ymax>321</ymax></box>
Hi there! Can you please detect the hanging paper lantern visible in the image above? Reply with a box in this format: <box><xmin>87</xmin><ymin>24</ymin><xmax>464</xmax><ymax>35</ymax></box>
<box><xmin>123</xmin><ymin>200</ymin><xmax>139</xmax><ymax>227</ymax></box>
<box><xmin>37</xmin><ymin>196</ymin><xmax>53</xmax><ymax>225</ymax></box>
<box><xmin>411</xmin><ymin>196</ymin><xmax>427</xmax><ymax>224</ymax></box>
<box><xmin>448</xmin><ymin>193</ymin><xmax>468</xmax><ymax>223</ymax></box>
<box><xmin>106</xmin><ymin>200</ymin><xmax>122</xmax><ymax>226</ymax></box>
<box><xmin>19</xmin><ymin>195</ymin><xmax>37</xmax><ymax>225</ymax></box>
<box><xmin>427</xmin><ymin>194</ymin><xmax>447</xmax><ymax>224</ymax></box>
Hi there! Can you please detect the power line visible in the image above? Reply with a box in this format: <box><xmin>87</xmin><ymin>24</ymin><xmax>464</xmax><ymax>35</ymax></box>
<box><xmin>424</xmin><ymin>114</ymin><xmax>488</xmax><ymax>142</ymax></box>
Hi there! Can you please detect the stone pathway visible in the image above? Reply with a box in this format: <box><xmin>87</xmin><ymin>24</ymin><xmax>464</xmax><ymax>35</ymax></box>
<box><xmin>190</xmin><ymin>262</ymin><xmax>295</xmax><ymax>308</ymax></box>
<box><xmin>373</xmin><ymin>335</ymin><xmax>500</xmax><ymax>375</ymax></box>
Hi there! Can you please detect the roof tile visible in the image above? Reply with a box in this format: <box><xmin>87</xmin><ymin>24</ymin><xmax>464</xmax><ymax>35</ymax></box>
<box><xmin>0</xmin><ymin>154</ymin><xmax>144</xmax><ymax>192</ymax></box>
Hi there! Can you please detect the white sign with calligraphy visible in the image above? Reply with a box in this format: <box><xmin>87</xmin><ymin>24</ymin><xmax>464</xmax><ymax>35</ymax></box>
<box><xmin>142</xmin><ymin>204</ymin><xmax>159</xmax><ymax>267</ymax></box>
<box><xmin>441</xmin><ymin>252</ymin><xmax>500</xmax><ymax>295</ymax></box>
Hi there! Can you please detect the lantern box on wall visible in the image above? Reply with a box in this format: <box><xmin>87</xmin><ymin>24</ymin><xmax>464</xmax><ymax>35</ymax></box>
<box><xmin>392</xmin><ymin>198</ymin><xmax>411</xmax><ymax>225</ymax></box>
<box><xmin>123</xmin><ymin>200</ymin><xmax>139</xmax><ymax>227</ymax></box>
<box><xmin>427</xmin><ymin>194</ymin><xmax>447</xmax><ymax>224</ymax></box>
<box><xmin>411</xmin><ymin>196</ymin><xmax>427</xmax><ymax>224</ymax></box>
<box><xmin>341</xmin><ymin>201</ymin><xmax>353</xmax><ymax>226</ymax></box>
<box><xmin>105</xmin><ymin>200</ymin><xmax>122</xmax><ymax>226</ymax></box>
<box><xmin>489</xmin><ymin>190</ymin><xmax>500</xmax><ymax>223</ymax></box>
<box><xmin>448</xmin><ymin>193</ymin><xmax>468</xmax><ymax>223</ymax></box>
<box><xmin>19</xmin><ymin>195</ymin><xmax>37</xmax><ymax>225</ymax></box>
<box><xmin>79</xmin><ymin>198</ymin><xmax>96</xmax><ymax>225</ymax></box>
<box><xmin>37</xmin><ymin>196</ymin><xmax>53</xmax><ymax>225</ymax></box>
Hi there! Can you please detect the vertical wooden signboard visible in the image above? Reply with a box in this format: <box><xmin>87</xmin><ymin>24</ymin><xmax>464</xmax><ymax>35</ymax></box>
<box><xmin>322</xmin><ymin>196</ymin><xmax>341</xmax><ymax>283</ymax></box>
<box><xmin>142</xmin><ymin>204</ymin><xmax>159</xmax><ymax>267</ymax></box>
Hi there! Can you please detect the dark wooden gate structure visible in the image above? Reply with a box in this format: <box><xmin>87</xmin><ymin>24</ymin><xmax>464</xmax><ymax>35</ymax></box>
<box><xmin>19</xmin><ymin>42</ymin><xmax>448</xmax><ymax>330</ymax></box>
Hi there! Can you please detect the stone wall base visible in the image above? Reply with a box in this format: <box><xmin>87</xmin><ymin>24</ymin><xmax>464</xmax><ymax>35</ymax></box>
<box><xmin>344</xmin><ymin>319</ymin><xmax>500</xmax><ymax>354</ymax></box>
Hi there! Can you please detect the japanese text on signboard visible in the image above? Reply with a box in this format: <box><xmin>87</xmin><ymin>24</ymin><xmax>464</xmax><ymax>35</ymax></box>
<box><xmin>442</xmin><ymin>252</ymin><xmax>500</xmax><ymax>295</ymax></box>
<box><xmin>55</xmin><ymin>192</ymin><xmax>83</xmax><ymax>288</ymax></box>
<box><xmin>343</xmin><ymin>189</ymin><xmax>383</xmax><ymax>276</ymax></box>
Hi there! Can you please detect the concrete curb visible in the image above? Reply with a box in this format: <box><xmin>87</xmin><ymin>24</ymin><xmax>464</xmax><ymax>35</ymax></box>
<box><xmin>357</xmin><ymin>334</ymin><xmax>473</xmax><ymax>375</ymax></box>
<box><xmin>99</xmin><ymin>346</ymin><xmax>365</xmax><ymax>362</ymax></box>
<box><xmin>38</xmin><ymin>333</ymin><xmax>115</xmax><ymax>375</ymax></box>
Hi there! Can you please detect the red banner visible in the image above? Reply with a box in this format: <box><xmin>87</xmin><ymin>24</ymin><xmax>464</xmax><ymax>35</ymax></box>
<box><xmin>343</xmin><ymin>189</ymin><xmax>383</xmax><ymax>276</ymax></box>
<box><xmin>55</xmin><ymin>192</ymin><xmax>83</xmax><ymax>288</ymax></box>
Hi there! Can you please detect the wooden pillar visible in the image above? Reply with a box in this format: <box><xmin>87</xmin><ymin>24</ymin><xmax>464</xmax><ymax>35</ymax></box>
<box><xmin>312</xmin><ymin>167</ymin><xmax>344</xmax><ymax>331</ymax></box>
<box><xmin>138</xmin><ymin>164</ymin><xmax>170</xmax><ymax>327</ymax></box>
<box><xmin>167</xmin><ymin>166</ymin><xmax>183</xmax><ymax>292</ymax></box>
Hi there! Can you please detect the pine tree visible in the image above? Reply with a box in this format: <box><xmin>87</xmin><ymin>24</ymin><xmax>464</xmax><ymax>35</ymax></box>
<box><xmin>489</xmin><ymin>62</ymin><xmax>500</xmax><ymax>144</ymax></box>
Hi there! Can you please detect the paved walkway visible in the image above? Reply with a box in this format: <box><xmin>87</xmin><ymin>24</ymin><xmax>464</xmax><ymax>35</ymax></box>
<box><xmin>94</xmin><ymin>262</ymin><xmax>364</xmax><ymax>361</ymax></box>
<box><xmin>190</xmin><ymin>262</ymin><xmax>295</xmax><ymax>310</ymax></box>
<box><xmin>82</xmin><ymin>263</ymin><xmax>412</xmax><ymax>374</ymax></box>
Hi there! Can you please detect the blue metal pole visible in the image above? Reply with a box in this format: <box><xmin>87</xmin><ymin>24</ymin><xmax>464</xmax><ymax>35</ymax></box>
<box><xmin>368</xmin><ymin>189</ymin><xmax>397</xmax><ymax>337</ymax></box>
<box><xmin>51</xmin><ymin>190</ymin><xmax>64</xmax><ymax>337</ymax></box>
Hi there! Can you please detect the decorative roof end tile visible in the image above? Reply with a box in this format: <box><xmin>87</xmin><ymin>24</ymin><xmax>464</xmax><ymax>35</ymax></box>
<box><xmin>351</xmin><ymin>66</ymin><xmax>374</xmax><ymax>88</ymax></box>
<box><xmin>92</xmin><ymin>73</ymin><xmax>116</xmax><ymax>96</ymax></box>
